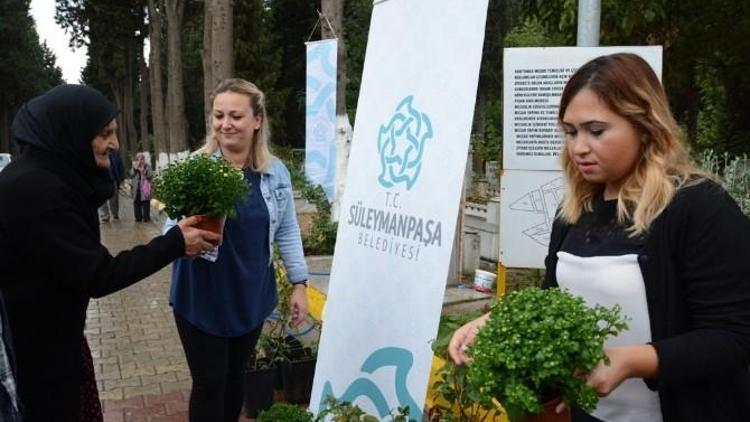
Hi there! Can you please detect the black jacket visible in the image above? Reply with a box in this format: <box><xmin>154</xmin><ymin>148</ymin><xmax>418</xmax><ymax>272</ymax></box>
<box><xmin>544</xmin><ymin>180</ymin><xmax>750</xmax><ymax>422</ymax></box>
<box><xmin>0</xmin><ymin>85</ymin><xmax>185</xmax><ymax>421</ymax></box>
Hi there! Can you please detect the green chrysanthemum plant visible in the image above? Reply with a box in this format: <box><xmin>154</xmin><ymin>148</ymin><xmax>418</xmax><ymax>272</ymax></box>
<box><xmin>468</xmin><ymin>287</ymin><xmax>628</xmax><ymax>421</ymax></box>
<box><xmin>152</xmin><ymin>154</ymin><xmax>249</xmax><ymax>219</ymax></box>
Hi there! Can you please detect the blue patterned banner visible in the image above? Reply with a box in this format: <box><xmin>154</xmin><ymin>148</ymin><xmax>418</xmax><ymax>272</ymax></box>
<box><xmin>305</xmin><ymin>39</ymin><xmax>338</xmax><ymax>201</ymax></box>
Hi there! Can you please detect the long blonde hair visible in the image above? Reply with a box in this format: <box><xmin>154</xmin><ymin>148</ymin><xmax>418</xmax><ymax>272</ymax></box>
<box><xmin>558</xmin><ymin>53</ymin><xmax>708</xmax><ymax>235</ymax></box>
<box><xmin>197</xmin><ymin>78</ymin><xmax>274</xmax><ymax>172</ymax></box>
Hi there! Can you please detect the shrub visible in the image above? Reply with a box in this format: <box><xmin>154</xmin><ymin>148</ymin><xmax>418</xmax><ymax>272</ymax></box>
<box><xmin>152</xmin><ymin>154</ymin><xmax>249</xmax><ymax>219</ymax></box>
<box><xmin>257</xmin><ymin>403</ymin><xmax>313</xmax><ymax>422</ymax></box>
<box><xmin>468</xmin><ymin>287</ymin><xmax>627</xmax><ymax>420</ymax></box>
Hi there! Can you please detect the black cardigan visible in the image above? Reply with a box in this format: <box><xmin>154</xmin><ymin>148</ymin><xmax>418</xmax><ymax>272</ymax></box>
<box><xmin>543</xmin><ymin>180</ymin><xmax>750</xmax><ymax>422</ymax></box>
<box><xmin>0</xmin><ymin>151</ymin><xmax>185</xmax><ymax>421</ymax></box>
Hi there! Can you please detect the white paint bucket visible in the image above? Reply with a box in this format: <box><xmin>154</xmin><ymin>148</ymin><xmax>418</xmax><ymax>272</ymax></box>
<box><xmin>473</xmin><ymin>269</ymin><xmax>497</xmax><ymax>293</ymax></box>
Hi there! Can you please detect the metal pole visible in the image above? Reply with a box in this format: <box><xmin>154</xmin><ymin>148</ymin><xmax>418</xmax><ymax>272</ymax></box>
<box><xmin>577</xmin><ymin>0</ymin><xmax>601</xmax><ymax>46</ymax></box>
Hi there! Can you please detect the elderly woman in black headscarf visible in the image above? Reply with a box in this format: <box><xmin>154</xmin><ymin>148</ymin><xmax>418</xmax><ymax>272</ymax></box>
<box><xmin>0</xmin><ymin>85</ymin><xmax>222</xmax><ymax>421</ymax></box>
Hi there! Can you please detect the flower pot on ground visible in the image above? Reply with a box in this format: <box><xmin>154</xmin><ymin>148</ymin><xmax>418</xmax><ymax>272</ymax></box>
<box><xmin>152</xmin><ymin>154</ymin><xmax>249</xmax><ymax>222</ymax></box>
<box><xmin>243</xmin><ymin>357</ymin><xmax>278</xmax><ymax>418</ymax></box>
<box><xmin>281</xmin><ymin>339</ymin><xmax>317</xmax><ymax>404</ymax></box>
<box><xmin>468</xmin><ymin>287</ymin><xmax>627</xmax><ymax>422</ymax></box>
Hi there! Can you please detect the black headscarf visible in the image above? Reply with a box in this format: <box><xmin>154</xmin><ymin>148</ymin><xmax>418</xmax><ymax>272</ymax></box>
<box><xmin>12</xmin><ymin>84</ymin><xmax>120</xmax><ymax>207</ymax></box>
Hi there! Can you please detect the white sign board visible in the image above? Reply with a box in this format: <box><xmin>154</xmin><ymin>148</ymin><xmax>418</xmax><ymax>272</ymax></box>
<box><xmin>499</xmin><ymin>169</ymin><xmax>563</xmax><ymax>268</ymax></box>
<box><xmin>309</xmin><ymin>0</ymin><xmax>489</xmax><ymax>418</ymax></box>
<box><xmin>305</xmin><ymin>39</ymin><xmax>338</xmax><ymax>200</ymax></box>
<box><xmin>502</xmin><ymin>46</ymin><xmax>663</xmax><ymax>171</ymax></box>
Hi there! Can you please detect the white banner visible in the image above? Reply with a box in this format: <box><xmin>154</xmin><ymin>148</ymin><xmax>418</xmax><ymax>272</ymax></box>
<box><xmin>305</xmin><ymin>39</ymin><xmax>338</xmax><ymax>200</ymax></box>
<box><xmin>502</xmin><ymin>46</ymin><xmax>663</xmax><ymax>171</ymax></box>
<box><xmin>309</xmin><ymin>0</ymin><xmax>489</xmax><ymax>418</ymax></box>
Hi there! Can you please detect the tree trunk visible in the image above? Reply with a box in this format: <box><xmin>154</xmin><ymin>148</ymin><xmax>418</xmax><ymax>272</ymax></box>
<box><xmin>321</xmin><ymin>0</ymin><xmax>351</xmax><ymax>221</ymax></box>
<box><xmin>202</xmin><ymin>0</ymin><xmax>213</xmax><ymax>134</ymax></box>
<box><xmin>138</xmin><ymin>36</ymin><xmax>151</xmax><ymax>154</ymax></box>
<box><xmin>111</xmin><ymin>82</ymin><xmax>128</xmax><ymax>157</ymax></box>
<box><xmin>148</xmin><ymin>0</ymin><xmax>168</xmax><ymax>158</ymax></box>
<box><xmin>210</xmin><ymin>0</ymin><xmax>234</xmax><ymax>86</ymax></box>
<box><xmin>321</xmin><ymin>0</ymin><xmax>347</xmax><ymax>115</ymax></box>
<box><xmin>165</xmin><ymin>0</ymin><xmax>188</xmax><ymax>153</ymax></box>
<box><xmin>125</xmin><ymin>40</ymin><xmax>139</xmax><ymax>157</ymax></box>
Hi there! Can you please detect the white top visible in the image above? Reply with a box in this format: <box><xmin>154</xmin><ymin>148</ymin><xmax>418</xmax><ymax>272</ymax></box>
<box><xmin>557</xmin><ymin>251</ymin><xmax>662</xmax><ymax>422</ymax></box>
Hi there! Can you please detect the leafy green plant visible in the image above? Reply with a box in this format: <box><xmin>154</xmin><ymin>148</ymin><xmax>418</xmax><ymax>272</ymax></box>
<box><xmin>152</xmin><ymin>154</ymin><xmax>249</xmax><ymax>219</ymax></box>
<box><xmin>258</xmin><ymin>403</ymin><xmax>313</xmax><ymax>422</ymax></box>
<box><xmin>301</xmin><ymin>183</ymin><xmax>338</xmax><ymax>255</ymax></box>
<box><xmin>429</xmin><ymin>363</ymin><xmax>494</xmax><ymax>422</ymax></box>
<box><xmin>286</xmin><ymin>162</ymin><xmax>338</xmax><ymax>255</ymax></box>
<box><xmin>315</xmin><ymin>396</ymin><xmax>412</xmax><ymax>422</ymax></box>
<box><xmin>697</xmin><ymin>149</ymin><xmax>750</xmax><ymax>216</ymax></box>
<box><xmin>469</xmin><ymin>287</ymin><xmax>628</xmax><ymax>421</ymax></box>
<box><xmin>429</xmin><ymin>312</ymin><xmax>495</xmax><ymax>422</ymax></box>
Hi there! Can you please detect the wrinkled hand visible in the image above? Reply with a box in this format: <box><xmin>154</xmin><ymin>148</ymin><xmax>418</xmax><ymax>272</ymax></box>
<box><xmin>290</xmin><ymin>284</ymin><xmax>309</xmax><ymax>327</ymax></box>
<box><xmin>177</xmin><ymin>215</ymin><xmax>223</xmax><ymax>257</ymax></box>
<box><xmin>448</xmin><ymin>313</ymin><xmax>490</xmax><ymax>365</ymax></box>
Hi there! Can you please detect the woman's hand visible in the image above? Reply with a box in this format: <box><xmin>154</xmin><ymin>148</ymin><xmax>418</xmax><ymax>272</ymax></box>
<box><xmin>586</xmin><ymin>345</ymin><xmax>659</xmax><ymax>397</ymax></box>
<box><xmin>553</xmin><ymin>344</ymin><xmax>659</xmax><ymax>415</ymax></box>
<box><xmin>448</xmin><ymin>312</ymin><xmax>490</xmax><ymax>365</ymax></box>
<box><xmin>177</xmin><ymin>215</ymin><xmax>223</xmax><ymax>257</ymax></box>
<box><xmin>290</xmin><ymin>283</ymin><xmax>309</xmax><ymax>326</ymax></box>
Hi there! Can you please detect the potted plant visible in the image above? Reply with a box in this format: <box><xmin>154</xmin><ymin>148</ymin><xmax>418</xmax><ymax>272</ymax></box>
<box><xmin>243</xmin><ymin>341</ymin><xmax>281</xmax><ymax>418</ymax></box>
<box><xmin>316</xmin><ymin>396</ymin><xmax>412</xmax><ymax>421</ymax></box>
<box><xmin>243</xmin><ymin>249</ymin><xmax>301</xmax><ymax>415</ymax></box>
<box><xmin>257</xmin><ymin>402</ymin><xmax>314</xmax><ymax>422</ymax></box>
<box><xmin>428</xmin><ymin>312</ymin><xmax>497</xmax><ymax>422</ymax></box>
<box><xmin>468</xmin><ymin>287</ymin><xmax>627</xmax><ymax>422</ymax></box>
<box><xmin>152</xmin><ymin>154</ymin><xmax>249</xmax><ymax>233</ymax></box>
<box><xmin>281</xmin><ymin>337</ymin><xmax>318</xmax><ymax>404</ymax></box>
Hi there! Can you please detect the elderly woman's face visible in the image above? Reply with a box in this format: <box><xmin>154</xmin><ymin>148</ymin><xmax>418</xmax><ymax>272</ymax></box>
<box><xmin>212</xmin><ymin>92</ymin><xmax>261</xmax><ymax>152</ymax></box>
<box><xmin>562</xmin><ymin>88</ymin><xmax>641</xmax><ymax>199</ymax></box>
<box><xmin>91</xmin><ymin>119</ymin><xmax>119</xmax><ymax>168</ymax></box>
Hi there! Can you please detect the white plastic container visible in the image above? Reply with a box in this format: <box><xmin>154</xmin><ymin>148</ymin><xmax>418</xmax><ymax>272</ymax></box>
<box><xmin>473</xmin><ymin>269</ymin><xmax>497</xmax><ymax>293</ymax></box>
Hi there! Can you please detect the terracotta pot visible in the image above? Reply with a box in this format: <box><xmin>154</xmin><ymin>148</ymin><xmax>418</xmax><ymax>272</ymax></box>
<box><xmin>521</xmin><ymin>398</ymin><xmax>571</xmax><ymax>422</ymax></box>
<box><xmin>194</xmin><ymin>215</ymin><xmax>226</xmax><ymax>235</ymax></box>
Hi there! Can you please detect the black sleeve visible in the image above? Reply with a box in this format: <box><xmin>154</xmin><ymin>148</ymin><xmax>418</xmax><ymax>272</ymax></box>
<box><xmin>23</xmin><ymin>205</ymin><xmax>185</xmax><ymax>298</ymax></box>
<box><xmin>542</xmin><ymin>215</ymin><xmax>568</xmax><ymax>289</ymax></box>
<box><xmin>651</xmin><ymin>183</ymin><xmax>750</xmax><ymax>387</ymax></box>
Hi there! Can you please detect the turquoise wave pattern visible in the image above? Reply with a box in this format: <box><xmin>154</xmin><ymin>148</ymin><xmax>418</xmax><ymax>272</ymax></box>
<box><xmin>319</xmin><ymin>346</ymin><xmax>419</xmax><ymax>419</ymax></box>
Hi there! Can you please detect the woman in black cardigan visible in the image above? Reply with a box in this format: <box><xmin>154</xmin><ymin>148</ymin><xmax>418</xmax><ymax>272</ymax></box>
<box><xmin>449</xmin><ymin>53</ymin><xmax>750</xmax><ymax>421</ymax></box>
<box><xmin>0</xmin><ymin>85</ymin><xmax>221</xmax><ymax>421</ymax></box>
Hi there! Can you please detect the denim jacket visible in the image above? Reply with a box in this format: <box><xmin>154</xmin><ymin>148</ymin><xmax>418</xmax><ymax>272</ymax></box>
<box><xmin>165</xmin><ymin>157</ymin><xmax>308</xmax><ymax>283</ymax></box>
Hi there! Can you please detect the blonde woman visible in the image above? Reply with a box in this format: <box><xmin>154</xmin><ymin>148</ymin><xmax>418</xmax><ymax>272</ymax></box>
<box><xmin>449</xmin><ymin>53</ymin><xmax>750</xmax><ymax>422</ymax></box>
<box><xmin>165</xmin><ymin>79</ymin><xmax>309</xmax><ymax>422</ymax></box>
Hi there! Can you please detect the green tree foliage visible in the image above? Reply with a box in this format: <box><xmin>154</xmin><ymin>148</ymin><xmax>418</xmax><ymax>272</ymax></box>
<box><xmin>40</xmin><ymin>42</ymin><xmax>65</xmax><ymax>87</ymax></box>
<box><xmin>233</xmin><ymin>0</ymin><xmax>287</xmax><ymax>147</ymax></box>
<box><xmin>342</xmin><ymin>0</ymin><xmax>371</xmax><ymax>124</ymax></box>
<box><xmin>265</xmin><ymin>0</ymin><xmax>318</xmax><ymax>147</ymax></box>
<box><xmin>181</xmin><ymin>0</ymin><xmax>207</xmax><ymax>149</ymax></box>
<box><xmin>56</xmin><ymin>0</ymin><xmax>149</xmax><ymax>158</ymax></box>
<box><xmin>0</xmin><ymin>0</ymin><xmax>64</xmax><ymax>153</ymax></box>
<box><xmin>517</xmin><ymin>0</ymin><xmax>750</xmax><ymax>155</ymax></box>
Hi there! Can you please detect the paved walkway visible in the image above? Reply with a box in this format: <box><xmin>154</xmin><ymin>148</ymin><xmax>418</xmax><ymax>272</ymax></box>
<box><xmin>90</xmin><ymin>196</ymin><xmax>255</xmax><ymax>421</ymax></box>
